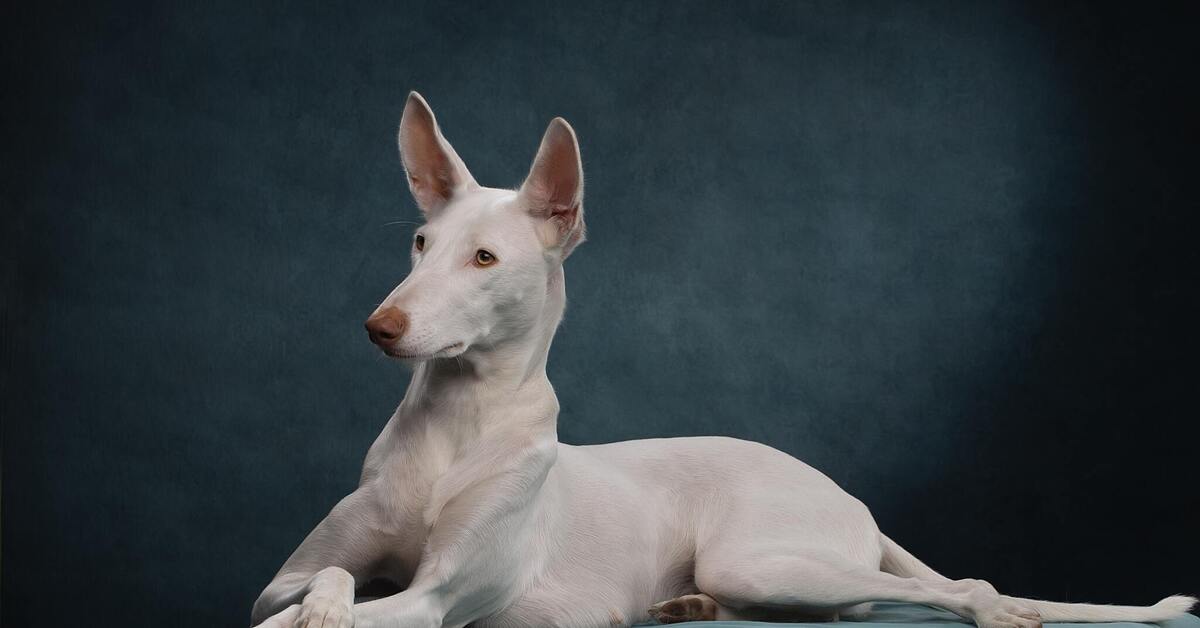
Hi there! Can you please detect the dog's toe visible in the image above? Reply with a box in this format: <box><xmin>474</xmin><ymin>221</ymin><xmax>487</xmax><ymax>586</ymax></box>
<box><xmin>648</xmin><ymin>594</ymin><xmax>719</xmax><ymax>624</ymax></box>
<box><xmin>976</xmin><ymin>607</ymin><xmax>1043</xmax><ymax>628</ymax></box>
<box><xmin>296</xmin><ymin>596</ymin><xmax>353</xmax><ymax>628</ymax></box>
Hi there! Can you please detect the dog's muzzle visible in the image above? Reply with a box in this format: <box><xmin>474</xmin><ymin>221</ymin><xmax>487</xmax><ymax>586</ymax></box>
<box><xmin>365</xmin><ymin>307</ymin><xmax>408</xmax><ymax>349</ymax></box>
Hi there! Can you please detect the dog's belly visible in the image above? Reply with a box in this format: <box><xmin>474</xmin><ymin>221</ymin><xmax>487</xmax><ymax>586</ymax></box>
<box><xmin>481</xmin><ymin>436</ymin><xmax>880</xmax><ymax>626</ymax></box>
<box><xmin>476</xmin><ymin>444</ymin><xmax>697</xmax><ymax>627</ymax></box>
<box><xmin>578</xmin><ymin>436</ymin><xmax>881</xmax><ymax>561</ymax></box>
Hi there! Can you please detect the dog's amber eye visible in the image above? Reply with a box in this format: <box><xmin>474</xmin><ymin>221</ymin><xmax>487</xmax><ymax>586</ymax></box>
<box><xmin>414</xmin><ymin>234</ymin><xmax>425</xmax><ymax>251</ymax></box>
<box><xmin>474</xmin><ymin>249</ymin><xmax>497</xmax><ymax>266</ymax></box>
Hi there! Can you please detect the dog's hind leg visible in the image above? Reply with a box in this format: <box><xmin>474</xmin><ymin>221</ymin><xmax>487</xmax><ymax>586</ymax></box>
<box><xmin>671</xmin><ymin>546</ymin><xmax>1042</xmax><ymax>628</ymax></box>
<box><xmin>649</xmin><ymin>592</ymin><xmax>842</xmax><ymax>623</ymax></box>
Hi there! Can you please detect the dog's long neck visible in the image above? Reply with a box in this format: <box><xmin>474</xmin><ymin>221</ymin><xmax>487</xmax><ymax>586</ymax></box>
<box><xmin>391</xmin><ymin>267</ymin><xmax>566</xmax><ymax>444</ymax></box>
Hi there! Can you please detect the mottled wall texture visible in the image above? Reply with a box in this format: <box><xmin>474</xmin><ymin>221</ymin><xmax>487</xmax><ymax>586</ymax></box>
<box><xmin>3</xmin><ymin>1</ymin><xmax>1196</xmax><ymax>626</ymax></box>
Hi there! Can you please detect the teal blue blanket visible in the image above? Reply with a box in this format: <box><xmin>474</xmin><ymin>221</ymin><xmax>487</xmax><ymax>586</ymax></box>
<box><xmin>636</xmin><ymin>603</ymin><xmax>1199</xmax><ymax>628</ymax></box>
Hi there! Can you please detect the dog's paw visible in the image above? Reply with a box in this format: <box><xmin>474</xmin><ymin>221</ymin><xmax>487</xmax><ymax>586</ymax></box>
<box><xmin>295</xmin><ymin>596</ymin><xmax>354</xmax><ymax>628</ymax></box>
<box><xmin>648</xmin><ymin>593</ymin><xmax>719</xmax><ymax>624</ymax></box>
<box><xmin>974</xmin><ymin>603</ymin><xmax>1042</xmax><ymax>628</ymax></box>
<box><xmin>251</xmin><ymin>604</ymin><xmax>301</xmax><ymax>628</ymax></box>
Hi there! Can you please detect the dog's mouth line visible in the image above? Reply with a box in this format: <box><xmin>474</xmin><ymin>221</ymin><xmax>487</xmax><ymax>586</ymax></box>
<box><xmin>384</xmin><ymin>342</ymin><xmax>464</xmax><ymax>360</ymax></box>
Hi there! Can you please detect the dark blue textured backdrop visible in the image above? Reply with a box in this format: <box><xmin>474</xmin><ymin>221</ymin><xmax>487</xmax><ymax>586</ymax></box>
<box><xmin>3</xmin><ymin>2</ymin><xmax>1197</xmax><ymax>626</ymax></box>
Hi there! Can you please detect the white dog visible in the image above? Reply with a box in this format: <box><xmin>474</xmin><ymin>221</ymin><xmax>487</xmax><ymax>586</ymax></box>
<box><xmin>251</xmin><ymin>93</ymin><xmax>1194</xmax><ymax>628</ymax></box>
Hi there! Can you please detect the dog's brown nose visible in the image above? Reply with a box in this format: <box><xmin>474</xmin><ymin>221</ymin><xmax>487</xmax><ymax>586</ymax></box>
<box><xmin>365</xmin><ymin>307</ymin><xmax>408</xmax><ymax>347</ymax></box>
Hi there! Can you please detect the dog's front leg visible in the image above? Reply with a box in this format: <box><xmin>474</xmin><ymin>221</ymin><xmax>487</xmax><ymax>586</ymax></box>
<box><xmin>349</xmin><ymin>516</ymin><xmax>523</xmax><ymax>628</ymax></box>
<box><xmin>352</xmin><ymin>439</ymin><xmax>557</xmax><ymax>628</ymax></box>
<box><xmin>254</xmin><ymin>560</ymin><xmax>358</xmax><ymax>628</ymax></box>
<box><xmin>251</xmin><ymin>489</ymin><xmax>384</xmax><ymax>627</ymax></box>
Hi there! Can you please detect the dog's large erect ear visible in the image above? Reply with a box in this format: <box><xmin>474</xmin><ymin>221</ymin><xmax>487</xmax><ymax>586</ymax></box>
<box><xmin>398</xmin><ymin>91</ymin><xmax>477</xmax><ymax>215</ymax></box>
<box><xmin>519</xmin><ymin>117</ymin><xmax>586</xmax><ymax>258</ymax></box>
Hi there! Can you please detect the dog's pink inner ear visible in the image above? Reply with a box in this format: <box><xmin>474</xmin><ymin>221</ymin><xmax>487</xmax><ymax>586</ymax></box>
<box><xmin>398</xmin><ymin>92</ymin><xmax>475</xmax><ymax>214</ymax></box>
<box><xmin>521</xmin><ymin>118</ymin><xmax>586</xmax><ymax>254</ymax></box>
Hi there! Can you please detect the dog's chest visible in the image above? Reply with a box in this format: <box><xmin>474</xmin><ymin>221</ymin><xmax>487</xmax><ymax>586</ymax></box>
<box><xmin>359</xmin><ymin>433</ymin><xmax>463</xmax><ymax>576</ymax></box>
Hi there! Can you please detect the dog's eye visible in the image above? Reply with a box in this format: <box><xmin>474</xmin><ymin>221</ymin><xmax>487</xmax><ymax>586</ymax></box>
<box><xmin>474</xmin><ymin>249</ymin><xmax>497</xmax><ymax>267</ymax></box>
<box><xmin>414</xmin><ymin>234</ymin><xmax>425</xmax><ymax>251</ymax></box>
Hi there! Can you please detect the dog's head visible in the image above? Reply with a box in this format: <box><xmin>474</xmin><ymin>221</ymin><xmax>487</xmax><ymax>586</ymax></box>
<box><xmin>365</xmin><ymin>92</ymin><xmax>585</xmax><ymax>360</ymax></box>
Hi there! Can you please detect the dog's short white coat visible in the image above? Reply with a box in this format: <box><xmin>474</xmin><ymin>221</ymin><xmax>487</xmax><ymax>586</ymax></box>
<box><xmin>251</xmin><ymin>93</ymin><xmax>1195</xmax><ymax>628</ymax></box>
